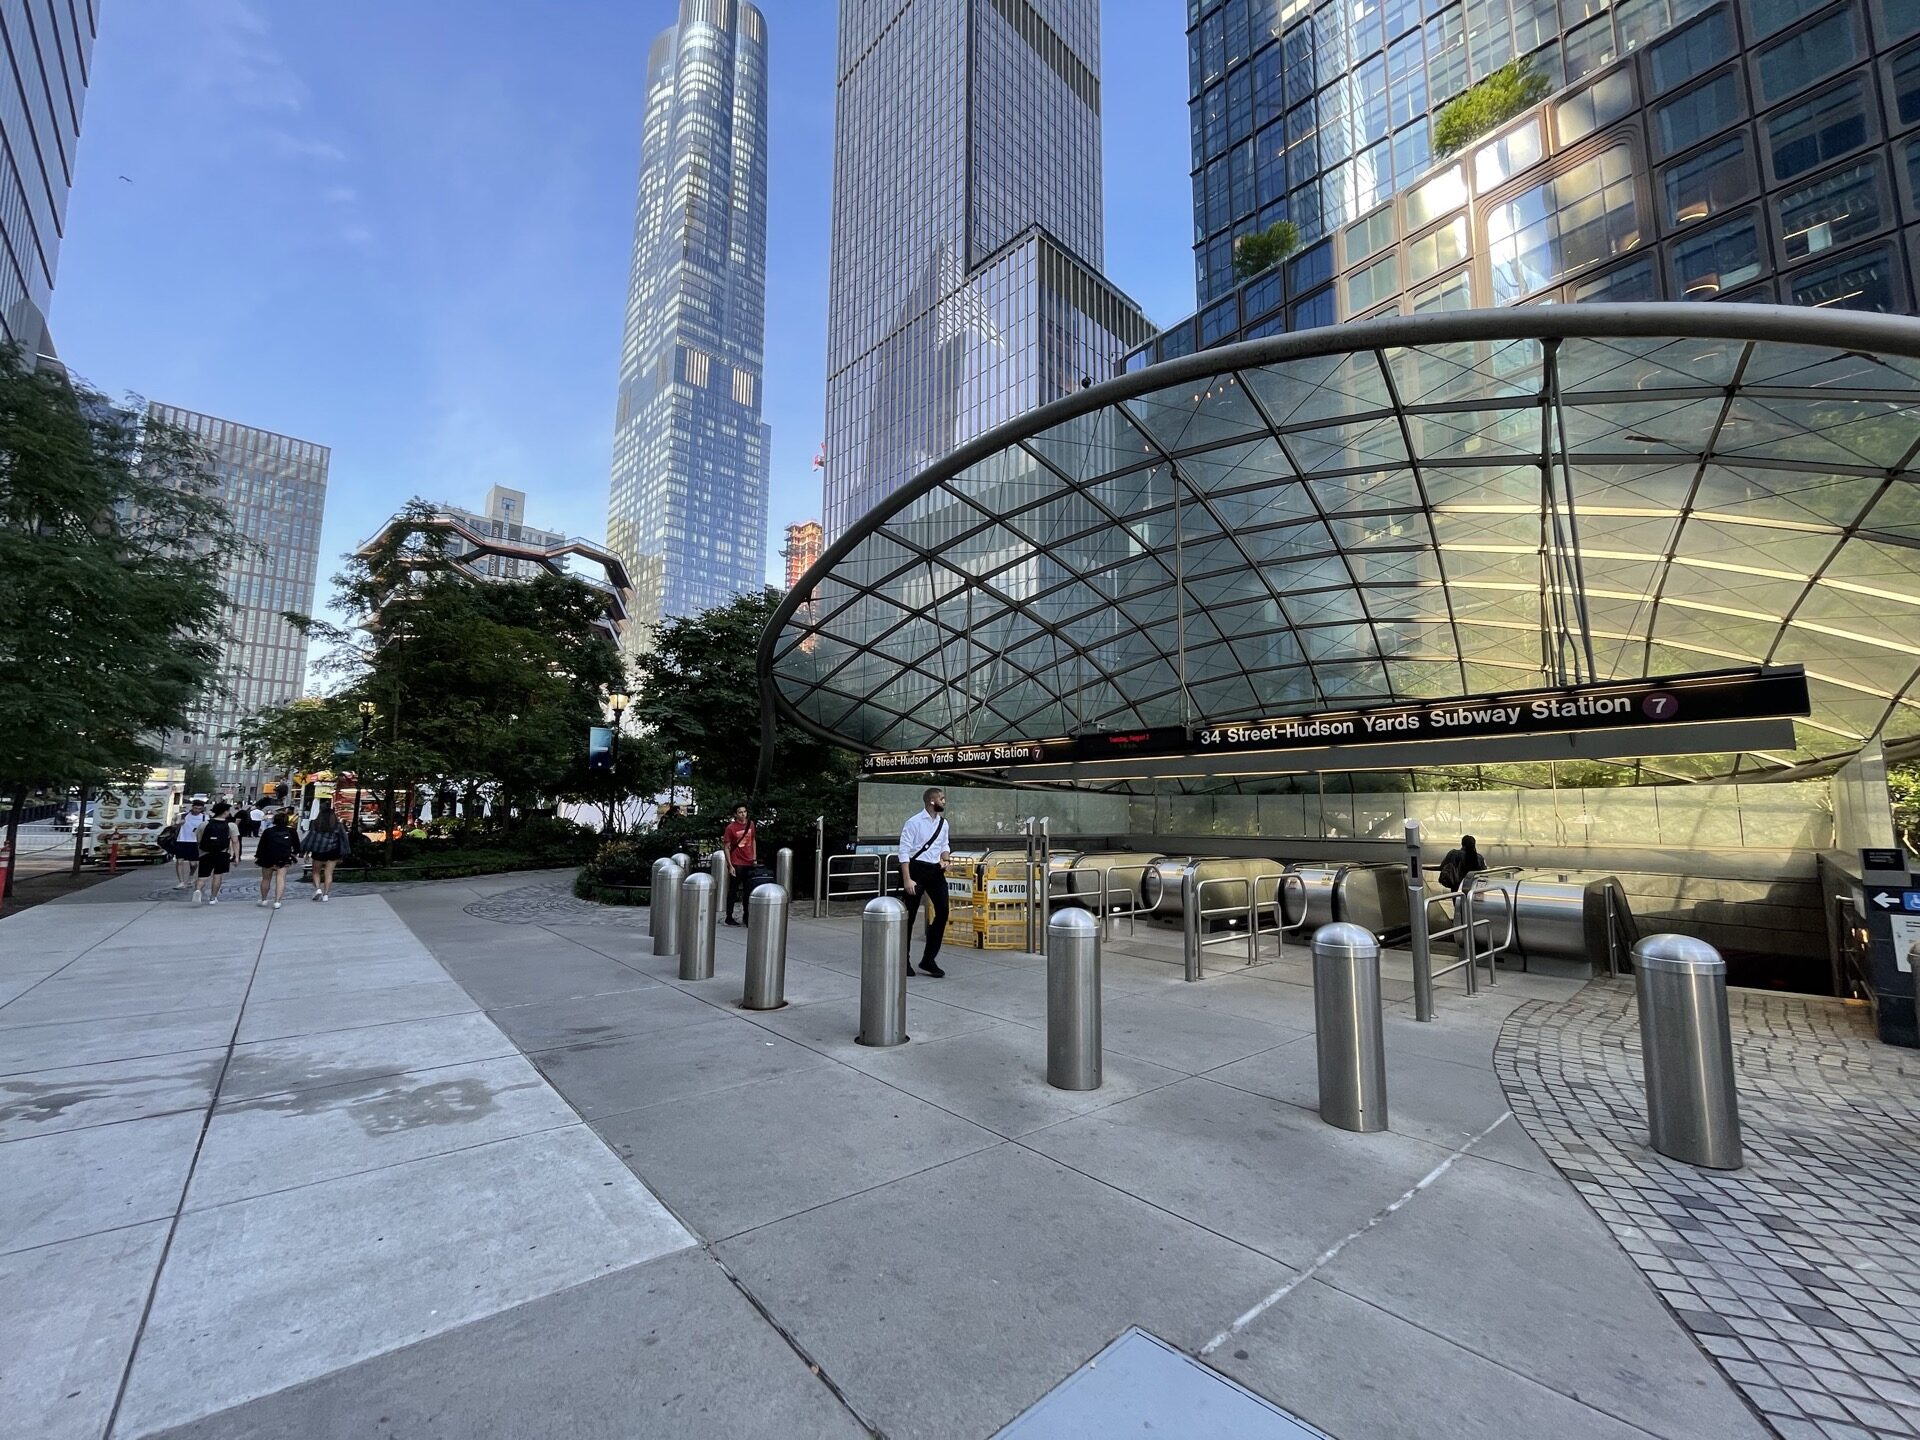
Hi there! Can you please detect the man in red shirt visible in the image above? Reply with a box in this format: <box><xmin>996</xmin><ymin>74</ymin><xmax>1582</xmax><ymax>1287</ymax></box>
<box><xmin>722</xmin><ymin>803</ymin><xmax>757</xmax><ymax>926</ymax></box>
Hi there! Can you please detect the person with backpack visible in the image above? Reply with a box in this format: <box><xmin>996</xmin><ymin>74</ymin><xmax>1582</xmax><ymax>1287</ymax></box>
<box><xmin>303</xmin><ymin>798</ymin><xmax>349</xmax><ymax>901</ymax></box>
<box><xmin>254</xmin><ymin>809</ymin><xmax>299</xmax><ymax>908</ymax></box>
<box><xmin>1437</xmin><ymin>834</ymin><xmax>1489</xmax><ymax>956</ymax></box>
<box><xmin>192</xmin><ymin>801</ymin><xmax>240</xmax><ymax>906</ymax></box>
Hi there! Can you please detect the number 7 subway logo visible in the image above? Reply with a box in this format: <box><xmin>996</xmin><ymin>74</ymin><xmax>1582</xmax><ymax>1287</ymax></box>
<box><xmin>1641</xmin><ymin>692</ymin><xmax>1678</xmax><ymax>720</ymax></box>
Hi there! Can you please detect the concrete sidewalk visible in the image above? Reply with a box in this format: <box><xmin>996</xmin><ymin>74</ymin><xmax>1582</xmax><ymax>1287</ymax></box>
<box><xmin>2</xmin><ymin>869</ymin><xmax>1773</xmax><ymax>1439</ymax></box>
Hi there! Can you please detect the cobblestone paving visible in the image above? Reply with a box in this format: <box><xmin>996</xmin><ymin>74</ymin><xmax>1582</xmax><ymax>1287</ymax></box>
<box><xmin>463</xmin><ymin>879</ymin><xmax>647</xmax><ymax>927</ymax></box>
<box><xmin>1497</xmin><ymin>981</ymin><xmax>1920</xmax><ymax>1440</ymax></box>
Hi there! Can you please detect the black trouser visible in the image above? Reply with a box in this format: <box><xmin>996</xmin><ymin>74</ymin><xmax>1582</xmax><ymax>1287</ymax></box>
<box><xmin>905</xmin><ymin>859</ymin><xmax>949</xmax><ymax>966</ymax></box>
<box><xmin>727</xmin><ymin>864</ymin><xmax>754</xmax><ymax>920</ymax></box>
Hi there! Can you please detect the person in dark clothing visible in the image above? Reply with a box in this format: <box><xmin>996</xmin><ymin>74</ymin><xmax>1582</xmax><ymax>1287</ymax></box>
<box><xmin>1437</xmin><ymin>834</ymin><xmax>1489</xmax><ymax>958</ymax></box>
<box><xmin>254</xmin><ymin>810</ymin><xmax>299</xmax><ymax>908</ymax></box>
<box><xmin>897</xmin><ymin>787</ymin><xmax>952</xmax><ymax>978</ymax></box>
<box><xmin>193</xmin><ymin>802</ymin><xmax>240</xmax><ymax>906</ymax></box>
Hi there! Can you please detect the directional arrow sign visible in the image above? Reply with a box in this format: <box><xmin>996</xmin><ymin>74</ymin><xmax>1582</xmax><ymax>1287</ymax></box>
<box><xmin>1873</xmin><ymin>890</ymin><xmax>1900</xmax><ymax>910</ymax></box>
<box><xmin>1866</xmin><ymin>888</ymin><xmax>1920</xmax><ymax>912</ymax></box>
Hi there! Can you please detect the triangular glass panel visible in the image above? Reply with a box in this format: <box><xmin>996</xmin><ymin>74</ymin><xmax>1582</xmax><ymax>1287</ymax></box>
<box><xmin>1122</xmin><ymin>371</ymin><xmax>1266</xmax><ymax>453</ymax></box>
<box><xmin>1088</xmin><ymin>461</ymin><xmax>1176</xmax><ymax>519</ymax></box>
<box><xmin>1211</xmin><ymin>481</ymin><xmax>1319</xmax><ymax>533</ymax></box>
<box><xmin>1422</xmin><ymin>463</ymin><xmax>1541</xmax><ymax>506</ymax></box>
<box><xmin>1309</xmin><ymin>467</ymin><xmax>1423</xmax><ymax>513</ymax></box>
<box><xmin>949</xmin><ymin>446</ymin><xmax>1058</xmax><ymax>521</ymax></box>
<box><xmin>1312</xmin><ymin>659</ymin><xmax>1392</xmax><ymax>700</ymax></box>
<box><xmin>1556</xmin><ymin>335</ymin><xmax>1743</xmax><ymax>395</ymax></box>
<box><xmin>1389</xmin><ymin>337</ymin><xmax>1543</xmax><ymax>406</ymax></box>
<box><xmin>1245</xmin><ymin>350</ymin><xmax>1394</xmax><ymax>428</ymax></box>
<box><xmin>1408</xmin><ymin>404</ymin><xmax>1538</xmax><ymax>463</ymax></box>
<box><xmin>1285</xmin><ymin>588</ymin><xmax>1368</xmax><ymax>626</ymax></box>
<box><xmin>1691</xmin><ymin>465</ymin><xmax>1875</xmax><ymax>529</ymax></box>
<box><xmin>1820</xmin><ymin>535</ymin><xmax>1920</xmax><ymax>601</ymax></box>
<box><xmin>1173</xmin><ymin>436</ymin><xmax>1294</xmax><ymax>494</ymax></box>
<box><xmin>1022</xmin><ymin>407</ymin><xmax>1158</xmax><ymax>483</ymax></box>
<box><xmin>1286</xmin><ymin>415</ymin><xmax>1410</xmax><ymax>473</ymax></box>
<box><xmin>1718</xmin><ymin>397</ymin><xmax>1920</xmax><ymax>469</ymax></box>
<box><xmin>1559</xmin><ymin>396</ymin><xmax>1726</xmax><ymax>457</ymax></box>
<box><xmin>1189</xmin><ymin>675</ymin><xmax>1260</xmax><ymax>720</ymax></box>
<box><xmin>1740</xmin><ymin>343</ymin><xmax>1920</xmax><ymax>396</ymax></box>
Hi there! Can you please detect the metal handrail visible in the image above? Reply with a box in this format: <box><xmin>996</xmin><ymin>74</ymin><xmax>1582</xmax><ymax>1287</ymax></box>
<box><xmin>1075</xmin><ymin>862</ymin><xmax>1159</xmax><ymax>939</ymax></box>
<box><xmin>1423</xmin><ymin>868</ymin><xmax>1521</xmax><ymax>992</ymax></box>
<box><xmin>823</xmin><ymin>852</ymin><xmax>894</xmax><ymax>907</ymax></box>
<box><xmin>1187</xmin><ymin>871</ymin><xmax>1298</xmax><ymax>979</ymax></box>
<box><xmin>1832</xmin><ymin>893</ymin><xmax>1873</xmax><ymax>1000</ymax></box>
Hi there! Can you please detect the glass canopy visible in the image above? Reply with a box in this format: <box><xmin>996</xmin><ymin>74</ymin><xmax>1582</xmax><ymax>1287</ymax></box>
<box><xmin>766</xmin><ymin>306</ymin><xmax>1920</xmax><ymax>784</ymax></box>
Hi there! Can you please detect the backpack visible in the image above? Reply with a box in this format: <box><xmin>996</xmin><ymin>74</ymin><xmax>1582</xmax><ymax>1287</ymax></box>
<box><xmin>1437</xmin><ymin>850</ymin><xmax>1464</xmax><ymax>891</ymax></box>
<box><xmin>201</xmin><ymin>818</ymin><xmax>232</xmax><ymax>851</ymax></box>
<box><xmin>309</xmin><ymin>826</ymin><xmax>347</xmax><ymax>860</ymax></box>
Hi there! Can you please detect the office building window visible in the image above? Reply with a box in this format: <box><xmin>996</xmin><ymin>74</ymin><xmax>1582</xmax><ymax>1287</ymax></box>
<box><xmin>1649</xmin><ymin>9</ymin><xmax>1734</xmax><ymax>95</ymax></box>
<box><xmin>1741</xmin><ymin>0</ymin><xmax>1829</xmax><ymax>43</ymax></box>
<box><xmin>1662</xmin><ymin>134</ymin><xmax>1756</xmax><ymax>226</ymax></box>
<box><xmin>1411</xmin><ymin>268</ymin><xmax>1475</xmax><ymax>311</ymax></box>
<box><xmin>1474</xmin><ymin>117</ymin><xmax>1545</xmax><ymax>190</ymax></box>
<box><xmin>1556</xmin><ymin>66</ymin><xmax>1636</xmax><ymax>144</ymax></box>
<box><xmin>1242</xmin><ymin>269</ymin><xmax>1286</xmax><ymax>321</ymax></box>
<box><xmin>1573</xmin><ymin>254</ymin><xmax>1661</xmax><ymax>300</ymax></box>
<box><xmin>1785</xmin><ymin>243</ymin><xmax>1899</xmax><ymax>310</ymax></box>
<box><xmin>1671</xmin><ymin>212</ymin><xmax>1765</xmax><ymax>295</ymax></box>
<box><xmin>1655</xmin><ymin>69</ymin><xmax>1744</xmax><ymax>157</ymax></box>
<box><xmin>1565</xmin><ymin>13</ymin><xmax>1618</xmax><ymax>81</ymax></box>
<box><xmin>1406</xmin><ymin>163</ymin><xmax>1466</xmax><ymax>228</ymax></box>
<box><xmin>1872</xmin><ymin>0</ymin><xmax>1920</xmax><ymax>45</ymax></box>
<box><xmin>1766</xmin><ymin>79</ymin><xmax>1871</xmax><ymax>182</ymax></box>
<box><xmin>1755</xmin><ymin>9</ymin><xmax>1860</xmax><ymax>107</ymax></box>
<box><xmin>1409</xmin><ymin>214</ymin><xmax>1470</xmax><ymax>282</ymax></box>
<box><xmin>1292</xmin><ymin>285</ymin><xmax>1337</xmax><ymax>328</ymax></box>
<box><xmin>1487</xmin><ymin>145</ymin><xmax>1643</xmax><ymax>301</ymax></box>
<box><xmin>1346</xmin><ymin>206</ymin><xmax>1397</xmax><ymax>264</ymax></box>
<box><xmin>1889</xmin><ymin>41</ymin><xmax>1920</xmax><ymax>131</ymax></box>
<box><xmin>1346</xmin><ymin>252</ymin><xmax>1399</xmax><ymax>311</ymax></box>
<box><xmin>1776</xmin><ymin>159</ymin><xmax>1886</xmax><ymax>261</ymax></box>
<box><xmin>1289</xmin><ymin>238</ymin><xmax>1335</xmax><ymax>292</ymax></box>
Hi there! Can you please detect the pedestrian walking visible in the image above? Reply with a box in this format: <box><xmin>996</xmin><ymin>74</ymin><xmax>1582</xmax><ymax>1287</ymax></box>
<box><xmin>1438</xmin><ymin>834</ymin><xmax>1490</xmax><ymax>957</ymax></box>
<box><xmin>722</xmin><ymin>803</ymin><xmax>757</xmax><ymax>926</ymax></box>
<box><xmin>238</xmin><ymin>798</ymin><xmax>266</xmax><ymax>840</ymax></box>
<box><xmin>172</xmin><ymin>797</ymin><xmax>209</xmax><ymax>891</ymax></box>
<box><xmin>193</xmin><ymin>802</ymin><xmax>240</xmax><ymax>905</ymax></box>
<box><xmin>897</xmin><ymin>786</ymin><xmax>952</xmax><ymax>978</ymax></box>
<box><xmin>303</xmin><ymin>798</ymin><xmax>348</xmax><ymax>901</ymax></box>
<box><xmin>254</xmin><ymin>809</ymin><xmax>299</xmax><ymax>908</ymax></box>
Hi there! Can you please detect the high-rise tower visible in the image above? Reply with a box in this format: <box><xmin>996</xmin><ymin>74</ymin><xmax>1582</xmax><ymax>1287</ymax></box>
<box><xmin>0</xmin><ymin>3</ymin><xmax>98</xmax><ymax>356</ymax></box>
<box><xmin>822</xmin><ymin>0</ymin><xmax>1152</xmax><ymax>539</ymax></box>
<box><xmin>607</xmin><ymin>0</ymin><xmax>770</xmax><ymax>655</ymax></box>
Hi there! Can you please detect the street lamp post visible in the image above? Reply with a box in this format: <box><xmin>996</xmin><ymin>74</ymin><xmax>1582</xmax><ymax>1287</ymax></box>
<box><xmin>353</xmin><ymin>701</ymin><xmax>375</xmax><ymax>838</ymax></box>
<box><xmin>607</xmin><ymin>692</ymin><xmax>630</xmax><ymax>834</ymax></box>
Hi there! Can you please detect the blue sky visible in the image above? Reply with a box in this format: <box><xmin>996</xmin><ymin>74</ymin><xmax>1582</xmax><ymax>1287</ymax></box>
<box><xmin>53</xmin><ymin>1</ymin><xmax>1194</xmax><ymax>599</ymax></box>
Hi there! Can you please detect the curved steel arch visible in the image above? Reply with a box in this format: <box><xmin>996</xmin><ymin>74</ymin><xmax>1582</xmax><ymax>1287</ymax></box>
<box><xmin>759</xmin><ymin>304</ymin><xmax>1920</xmax><ymax>789</ymax></box>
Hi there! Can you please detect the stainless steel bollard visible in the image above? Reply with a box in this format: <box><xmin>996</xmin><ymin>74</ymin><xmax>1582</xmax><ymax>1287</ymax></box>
<box><xmin>710</xmin><ymin>848</ymin><xmax>730</xmax><ymax>917</ymax></box>
<box><xmin>1047</xmin><ymin>908</ymin><xmax>1102</xmax><ymax>1090</ymax></box>
<box><xmin>858</xmin><ymin>895</ymin><xmax>908</xmax><ymax>1046</ymax></box>
<box><xmin>1182</xmin><ymin>861</ymin><xmax>1203</xmax><ymax>982</ymax></box>
<box><xmin>1634</xmin><ymin>934</ymin><xmax>1743</xmax><ymax>1169</ymax></box>
<box><xmin>775</xmin><ymin>846</ymin><xmax>793</xmax><ymax>898</ymax></box>
<box><xmin>671</xmin><ymin>851</ymin><xmax>691</xmax><ymax>874</ymax></box>
<box><xmin>648</xmin><ymin>856</ymin><xmax>670</xmax><ymax>938</ymax></box>
<box><xmin>652</xmin><ymin>861</ymin><xmax>683</xmax><ymax>957</ymax></box>
<box><xmin>1312</xmin><ymin>922</ymin><xmax>1388</xmax><ymax>1133</ymax></box>
<box><xmin>813</xmin><ymin>816</ymin><xmax>826</xmax><ymax>919</ymax></box>
<box><xmin>678</xmin><ymin>872</ymin><xmax>715</xmax><ymax>980</ymax></box>
<box><xmin>743</xmin><ymin>883</ymin><xmax>789</xmax><ymax>1009</ymax></box>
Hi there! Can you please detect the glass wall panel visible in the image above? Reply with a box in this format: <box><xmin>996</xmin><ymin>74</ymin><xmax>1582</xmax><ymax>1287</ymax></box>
<box><xmin>1662</xmin><ymin>133</ymin><xmax>1757</xmax><ymax>225</ymax></box>
<box><xmin>1741</xmin><ymin>0</ymin><xmax>1830</xmax><ymax>44</ymax></box>
<box><xmin>1573</xmin><ymin>253</ymin><xmax>1661</xmax><ymax>299</ymax></box>
<box><xmin>1776</xmin><ymin>159</ymin><xmax>1887</xmax><ymax>262</ymax></box>
<box><xmin>1649</xmin><ymin>8</ymin><xmax>1734</xmax><ymax>95</ymax></box>
<box><xmin>1671</xmin><ymin>211</ymin><xmax>1765</xmax><ymax>295</ymax></box>
<box><xmin>1565</xmin><ymin>13</ymin><xmax>1619</xmax><ymax>80</ymax></box>
<box><xmin>1556</xmin><ymin>66</ymin><xmax>1637</xmax><ymax>143</ymax></box>
<box><xmin>1348</xmin><ymin>251</ymin><xmax>1400</xmax><ymax>311</ymax></box>
<box><xmin>1765</xmin><ymin>78</ymin><xmax>1872</xmax><ymax>183</ymax></box>
<box><xmin>1889</xmin><ymin>41</ymin><xmax>1920</xmax><ymax>131</ymax></box>
<box><xmin>1411</xmin><ymin>268</ymin><xmax>1476</xmax><ymax>309</ymax></box>
<box><xmin>1487</xmin><ymin>145</ymin><xmax>1644</xmax><ymax>301</ymax></box>
<box><xmin>1784</xmin><ymin>242</ymin><xmax>1900</xmax><ymax>310</ymax></box>
<box><xmin>1754</xmin><ymin>9</ymin><xmax>1860</xmax><ymax>107</ymax></box>
<box><xmin>1406</xmin><ymin>163</ymin><xmax>1467</xmax><ymax>228</ymax></box>
<box><xmin>1474</xmin><ymin>117</ymin><xmax>1546</xmax><ymax>190</ymax></box>
<box><xmin>1346</xmin><ymin>205</ymin><xmax>1397</xmax><ymax>263</ymax></box>
<box><xmin>1654</xmin><ymin>69</ymin><xmax>1743</xmax><ymax>157</ymax></box>
<box><xmin>1409</xmin><ymin>213</ymin><xmax>1471</xmax><ymax>280</ymax></box>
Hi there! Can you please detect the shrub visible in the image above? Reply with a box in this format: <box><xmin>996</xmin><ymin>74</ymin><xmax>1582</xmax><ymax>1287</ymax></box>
<box><xmin>1432</xmin><ymin>59</ymin><xmax>1551</xmax><ymax>157</ymax></box>
<box><xmin>584</xmin><ymin>837</ymin><xmax>651</xmax><ymax>886</ymax></box>
<box><xmin>1232</xmin><ymin>220</ymin><xmax>1301</xmax><ymax>281</ymax></box>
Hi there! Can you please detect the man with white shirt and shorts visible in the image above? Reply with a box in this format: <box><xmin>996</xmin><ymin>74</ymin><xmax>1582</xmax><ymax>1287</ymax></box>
<box><xmin>897</xmin><ymin>786</ymin><xmax>953</xmax><ymax>978</ymax></box>
<box><xmin>171</xmin><ymin>797</ymin><xmax>209</xmax><ymax>891</ymax></box>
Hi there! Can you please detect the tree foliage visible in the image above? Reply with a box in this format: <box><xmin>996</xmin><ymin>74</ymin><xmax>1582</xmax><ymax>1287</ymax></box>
<box><xmin>1232</xmin><ymin>220</ymin><xmax>1301</xmax><ymax>281</ymax></box>
<box><xmin>1433</xmin><ymin>58</ymin><xmax>1551</xmax><ymax>157</ymax></box>
<box><xmin>249</xmin><ymin>500</ymin><xmax>631</xmax><ymax>836</ymax></box>
<box><xmin>0</xmin><ymin>346</ymin><xmax>242</xmax><ymax>797</ymax></box>
<box><xmin>630</xmin><ymin>588</ymin><xmax>858</xmax><ymax>862</ymax></box>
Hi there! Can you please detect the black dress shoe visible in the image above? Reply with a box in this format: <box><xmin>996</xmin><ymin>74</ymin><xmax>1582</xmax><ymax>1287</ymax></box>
<box><xmin>919</xmin><ymin>959</ymin><xmax>946</xmax><ymax>978</ymax></box>
<box><xmin>724</xmin><ymin>917</ymin><xmax>740</xmax><ymax>926</ymax></box>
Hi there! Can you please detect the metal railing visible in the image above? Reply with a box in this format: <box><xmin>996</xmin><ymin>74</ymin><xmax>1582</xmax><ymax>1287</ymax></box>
<box><xmin>1183</xmin><ymin>870</ymin><xmax>1305</xmax><ymax>981</ymax></box>
<box><xmin>1832</xmin><ymin>893</ymin><xmax>1873</xmax><ymax>1000</ymax></box>
<box><xmin>1420</xmin><ymin>867</ymin><xmax>1521</xmax><ymax>1002</ymax></box>
<box><xmin>1075</xmin><ymin>861</ymin><xmax>1161</xmax><ymax>939</ymax></box>
<box><xmin>821</xmin><ymin>851</ymin><xmax>897</xmax><ymax>909</ymax></box>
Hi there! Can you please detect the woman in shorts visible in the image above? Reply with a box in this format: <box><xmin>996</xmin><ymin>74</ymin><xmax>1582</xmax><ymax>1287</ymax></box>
<box><xmin>192</xmin><ymin>802</ymin><xmax>239</xmax><ymax>906</ymax></box>
<box><xmin>303</xmin><ymin>798</ymin><xmax>349</xmax><ymax>901</ymax></box>
<box><xmin>255</xmin><ymin>809</ymin><xmax>299</xmax><ymax>908</ymax></box>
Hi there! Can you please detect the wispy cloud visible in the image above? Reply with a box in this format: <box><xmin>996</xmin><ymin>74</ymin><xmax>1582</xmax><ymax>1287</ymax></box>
<box><xmin>185</xmin><ymin>0</ymin><xmax>308</xmax><ymax>112</ymax></box>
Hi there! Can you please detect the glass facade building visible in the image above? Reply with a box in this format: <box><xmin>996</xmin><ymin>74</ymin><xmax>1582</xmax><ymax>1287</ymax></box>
<box><xmin>149</xmin><ymin>403</ymin><xmax>330</xmax><ymax>799</ymax></box>
<box><xmin>1156</xmin><ymin>0</ymin><xmax>1920</xmax><ymax>365</ymax></box>
<box><xmin>606</xmin><ymin>0</ymin><xmax>770</xmax><ymax>656</ymax></box>
<box><xmin>0</xmin><ymin>0</ymin><xmax>96</xmax><ymax>355</ymax></box>
<box><xmin>822</xmin><ymin>0</ymin><xmax>1153</xmax><ymax>541</ymax></box>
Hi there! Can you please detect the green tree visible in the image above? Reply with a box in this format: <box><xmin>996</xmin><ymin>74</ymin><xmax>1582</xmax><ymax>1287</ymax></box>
<box><xmin>1432</xmin><ymin>58</ymin><xmax>1551</xmax><ymax>157</ymax></box>
<box><xmin>181</xmin><ymin>761</ymin><xmax>218</xmax><ymax>798</ymax></box>
<box><xmin>230</xmin><ymin>696</ymin><xmax>353</xmax><ymax>781</ymax></box>
<box><xmin>292</xmin><ymin>501</ymin><xmax>626</xmax><ymax>858</ymax></box>
<box><xmin>1232</xmin><ymin>220</ymin><xmax>1301</xmax><ymax>281</ymax></box>
<box><xmin>1890</xmin><ymin>761</ymin><xmax>1920</xmax><ymax>856</ymax></box>
<box><xmin>0</xmin><ymin>345</ymin><xmax>241</xmax><ymax>813</ymax></box>
<box><xmin>631</xmin><ymin>588</ymin><xmax>858</xmax><ymax>870</ymax></box>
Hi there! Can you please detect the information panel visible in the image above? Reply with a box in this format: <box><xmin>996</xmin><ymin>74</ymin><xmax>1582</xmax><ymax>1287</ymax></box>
<box><xmin>859</xmin><ymin>667</ymin><xmax>1809</xmax><ymax>774</ymax></box>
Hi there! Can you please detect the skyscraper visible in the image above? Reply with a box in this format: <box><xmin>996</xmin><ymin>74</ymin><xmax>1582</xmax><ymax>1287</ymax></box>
<box><xmin>0</xmin><ymin>2</ymin><xmax>98</xmax><ymax>356</ymax></box>
<box><xmin>149</xmin><ymin>404</ymin><xmax>330</xmax><ymax>798</ymax></box>
<box><xmin>782</xmin><ymin>519</ymin><xmax>823</xmax><ymax>590</ymax></box>
<box><xmin>1138</xmin><ymin>0</ymin><xmax>1920</xmax><ymax>366</ymax></box>
<box><xmin>606</xmin><ymin>0</ymin><xmax>771</xmax><ymax>657</ymax></box>
<box><xmin>822</xmin><ymin>0</ymin><xmax>1153</xmax><ymax>539</ymax></box>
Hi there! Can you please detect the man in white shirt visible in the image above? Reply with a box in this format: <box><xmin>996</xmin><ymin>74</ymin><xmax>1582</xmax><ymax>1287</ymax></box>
<box><xmin>172</xmin><ymin>797</ymin><xmax>209</xmax><ymax>890</ymax></box>
<box><xmin>898</xmin><ymin>787</ymin><xmax>953</xmax><ymax>978</ymax></box>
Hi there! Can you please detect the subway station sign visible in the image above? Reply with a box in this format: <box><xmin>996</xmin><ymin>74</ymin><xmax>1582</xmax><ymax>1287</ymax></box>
<box><xmin>859</xmin><ymin>667</ymin><xmax>1810</xmax><ymax>773</ymax></box>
